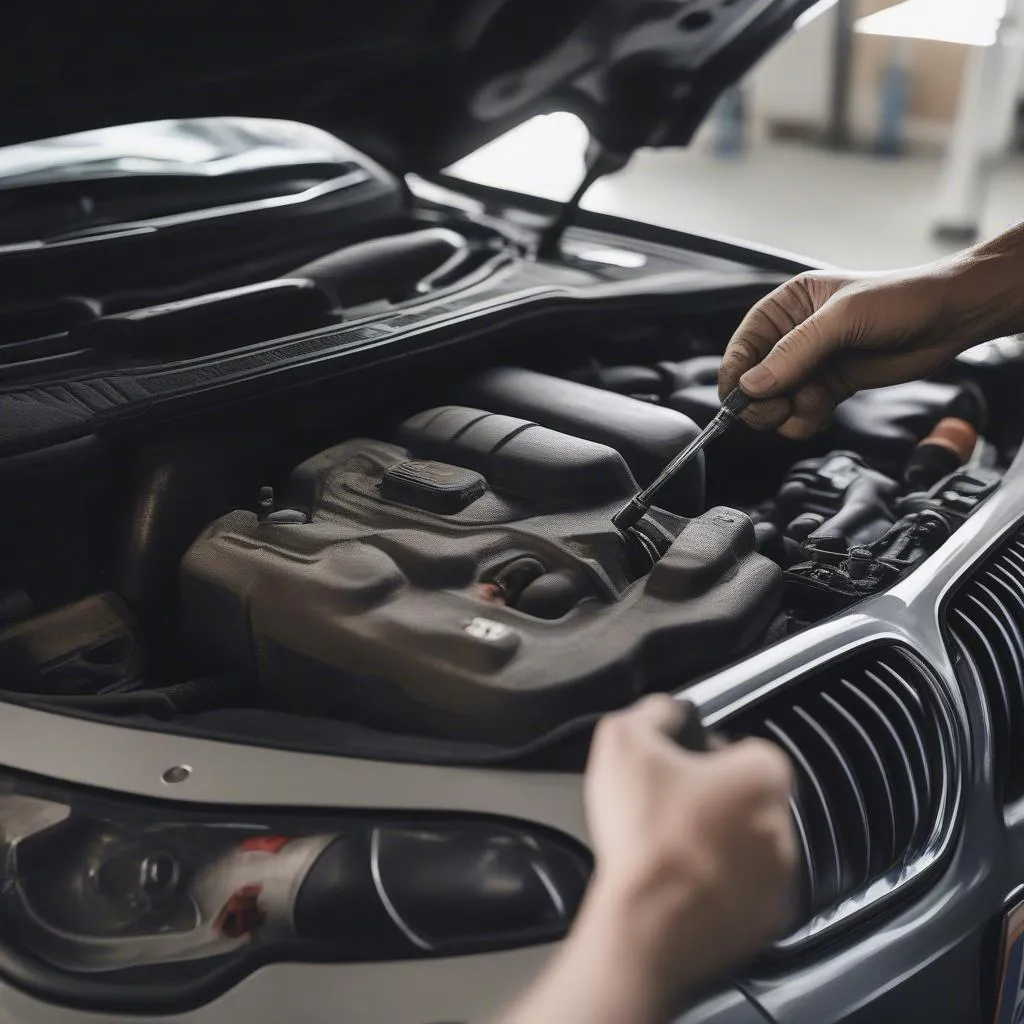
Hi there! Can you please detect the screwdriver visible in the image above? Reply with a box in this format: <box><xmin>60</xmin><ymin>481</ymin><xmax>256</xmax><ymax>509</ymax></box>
<box><xmin>612</xmin><ymin>386</ymin><xmax>753</xmax><ymax>532</ymax></box>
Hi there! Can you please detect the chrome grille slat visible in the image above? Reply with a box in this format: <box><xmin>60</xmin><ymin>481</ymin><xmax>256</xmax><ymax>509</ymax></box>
<box><xmin>725</xmin><ymin>646</ymin><xmax>957</xmax><ymax>951</ymax></box>
<box><xmin>951</xmin><ymin>606</ymin><xmax>1013</xmax><ymax>767</ymax></box>
<box><xmin>839</xmin><ymin>677</ymin><xmax>919</xmax><ymax>855</ymax></box>
<box><xmin>764</xmin><ymin>719</ymin><xmax>844</xmax><ymax>910</ymax></box>
<box><xmin>788</xmin><ymin>793</ymin><xmax>818</xmax><ymax>914</ymax></box>
<box><xmin>986</xmin><ymin>567</ymin><xmax>1024</xmax><ymax>624</ymax></box>
<box><xmin>969</xmin><ymin>588</ymin><xmax>1024</xmax><ymax>709</ymax></box>
<box><xmin>867</xmin><ymin>667</ymin><xmax>933</xmax><ymax>842</ymax></box>
<box><xmin>819</xmin><ymin>689</ymin><xmax>899</xmax><ymax>869</ymax></box>
<box><xmin>946</xmin><ymin>527</ymin><xmax>1024</xmax><ymax>797</ymax></box>
<box><xmin>793</xmin><ymin>705</ymin><xmax>872</xmax><ymax>891</ymax></box>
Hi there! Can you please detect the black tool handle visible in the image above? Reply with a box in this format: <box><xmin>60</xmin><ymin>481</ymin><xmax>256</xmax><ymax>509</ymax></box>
<box><xmin>719</xmin><ymin>386</ymin><xmax>753</xmax><ymax>419</ymax></box>
<box><xmin>673</xmin><ymin>700</ymin><xmax>710</xmax><ymax>752</ymax></box>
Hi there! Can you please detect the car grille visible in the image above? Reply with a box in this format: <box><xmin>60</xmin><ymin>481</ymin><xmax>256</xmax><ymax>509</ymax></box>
<box><xmin>945</xmin><ymin>525</ymin><xmax>1024</xmax><ymax>799</ymax></box>
<box><xmin>726</xmin><ymin>645</ymin><xmax>959</xmax><ymax>950</ymax></box>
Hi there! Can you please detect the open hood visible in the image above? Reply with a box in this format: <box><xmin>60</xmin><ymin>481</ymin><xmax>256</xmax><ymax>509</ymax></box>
<box><xmin>6</xmin><ymin>0</ymin><xmax>827</xmax><ymax>172</ymax></box>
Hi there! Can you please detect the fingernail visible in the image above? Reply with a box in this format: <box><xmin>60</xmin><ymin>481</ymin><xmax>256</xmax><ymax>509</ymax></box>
<box><xmin>741</xmin><ymin>364</ymin><xmax>776</xmax><ymax>395</ymax></box>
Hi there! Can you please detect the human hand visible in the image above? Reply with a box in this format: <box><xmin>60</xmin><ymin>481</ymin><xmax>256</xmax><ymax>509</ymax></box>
<box><xmin>718</xmin><ymin>267</ymin><xmax>970</xmax><ymax>438</ymax></box>
<box><xmin>581</xmin><ymin>695</ymin><xmax>797</xmax><ymax>1016</ymax></box>
<box><xmin>494</xmin><ymin>695</ymin><xmax>796</xmax><ymax>1024</ymax></box>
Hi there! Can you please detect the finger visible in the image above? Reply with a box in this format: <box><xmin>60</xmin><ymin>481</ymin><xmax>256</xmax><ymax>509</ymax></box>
<box><xmin>589</xmin><ymin>694</ymin><xmax>685</xmax><ymax>764</ymax></box>
<box><xmin>716</xmin><ymin>737</ymin><xmax>795</xmax><ymax>798</ymax></box>
<box><xmin>739</xmin><ymin>305</ymin><xmax>843</xmax><ymax>399</ymax></box>
<box><xmin>720</xmin><ymin>302</ymin><xmax>793</xmax><ymax>399</ymax></box>
<box><xmin>739</xmin><ymin>396</ymin><xmax>792</xmax><ymax>432</ymax></box>
<box><xmin>706</xmin><ymin>733</ymin><xmax>729</xmax><ymax>752</ymax></box>
<box><xmin>776</xmin><ymin>384</ymin><xmax>836</xmax><ymax>440</ymax></box>
<box><xmin>625</xmin><ymin>693</ymin><xmax>687</xmax><ymax>738</ymax></box>
<box><xmin>720</xmin><ymin>278</ymin><xmax>819</xmax><ymax>400</ymax></box>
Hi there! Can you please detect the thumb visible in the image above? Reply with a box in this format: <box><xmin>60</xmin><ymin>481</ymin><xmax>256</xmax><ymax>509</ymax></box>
<box><xmin>739</xmin><ymin>307</ymin><xmax>842</xmax><ymax>398</ymax></box>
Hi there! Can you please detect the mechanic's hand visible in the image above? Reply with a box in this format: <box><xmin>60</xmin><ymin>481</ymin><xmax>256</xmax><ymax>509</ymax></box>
<box><xmin>495</xmin><ymin>695</ymin><xmax>797</xmax><ymax>1024</ymax></box>
<box><xmin>583</xmin><ymin>695</ymin><xmax>797</xmax><ymax>1015</ymax></box>
<box><xmin>719</xmin><ymin>268</ymin><xmax>969</xmax><ymax>438</ymax></box>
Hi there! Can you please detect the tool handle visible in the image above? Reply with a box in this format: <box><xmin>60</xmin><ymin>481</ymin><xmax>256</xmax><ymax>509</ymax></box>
<box><xmin>673</xmin><ymin>700</ymin><xmax>710</xmax><ymax>752</ymax></box>
<box><xmin>718</xmin><ymin>386</ymin><xmax>752</xmax><ymax>420</ymax></box>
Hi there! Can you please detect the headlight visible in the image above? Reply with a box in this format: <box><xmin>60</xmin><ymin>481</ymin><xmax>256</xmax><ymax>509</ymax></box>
<box><xmin>0</xmin><ymin>774</ymin><xmax>589</xmax><ymax>1009</ymax></box>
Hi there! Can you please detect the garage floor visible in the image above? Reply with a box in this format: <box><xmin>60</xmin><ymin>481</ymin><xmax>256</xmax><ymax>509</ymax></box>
<box><xmin>450</xmin><ymin>116</ymin><xmax>1024</xmax><ymax>271</ymax></box>
<box><xmin>594</xmin><ymin>142</ymin><xmax>1024</xmax><ymax>270</ymax></box>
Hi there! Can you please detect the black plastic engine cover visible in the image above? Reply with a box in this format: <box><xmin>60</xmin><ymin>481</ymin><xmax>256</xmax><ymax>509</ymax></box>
<box><xmin>462</xmin><ymin>367</ymin><xmax>706</xmax><ymax>516</ymax></box>
<box><xmin>181</xmin><ymin>407</ymin><xmax>781</xmax><ymax>743</ymax></box>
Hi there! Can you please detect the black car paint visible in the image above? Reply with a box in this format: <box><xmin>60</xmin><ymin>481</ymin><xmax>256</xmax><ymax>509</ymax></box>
<box><xmin>2</xmin><ymin>1</ymin><xmax>824</xmax><ymax>169</ymax></box>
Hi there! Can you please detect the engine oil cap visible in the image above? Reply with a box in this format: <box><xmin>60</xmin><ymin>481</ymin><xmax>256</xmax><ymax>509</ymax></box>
<box><xmin>381</xmin><ymin>460</ymin><xmax>486</xmax><ymax>515</ymax></box>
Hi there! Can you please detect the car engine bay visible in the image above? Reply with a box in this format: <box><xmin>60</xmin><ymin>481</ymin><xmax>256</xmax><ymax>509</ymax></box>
<box><xmin>0</xmin><ymin>126</ymin><xmax>1023</xmax><ymax>1008</ymax></box>
<box><xmin>0</xmin><ymin>123</ymin><xmax>1019</xmax><ymax>761</ymax></box>
<box><xmin>0</xmin><ymin>340</ymin><xmax>1013</xmax><ymax>752</ymax></box>
<box><xmin>2</xmin><ymin>10</ymin><xmax>1024</xmax><ymax>1009</ymax></box>
<box><xmin>0</xmin><ymin>0</ymin><xmax>1023</xmax><ymax>1006</ymax></box>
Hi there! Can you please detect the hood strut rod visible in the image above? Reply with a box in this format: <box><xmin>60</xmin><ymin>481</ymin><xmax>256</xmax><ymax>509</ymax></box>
<box><xmin>536</xmin><ymin>142</ymin><xmax>629</xmax><ymax>259</ymax></box>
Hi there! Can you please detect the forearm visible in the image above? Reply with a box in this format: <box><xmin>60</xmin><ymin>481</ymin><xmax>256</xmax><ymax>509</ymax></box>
<box><xmin>945</xmin><ymin>221</ymin><xmax>1024</xmax><ymax>350</ymax></box>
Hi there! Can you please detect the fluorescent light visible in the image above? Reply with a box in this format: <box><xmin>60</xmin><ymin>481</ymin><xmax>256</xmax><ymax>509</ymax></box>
<box><xmin>855</xmin><ymin>0</ymin><xmax>1005</xmax><ymax>47</ymax></box>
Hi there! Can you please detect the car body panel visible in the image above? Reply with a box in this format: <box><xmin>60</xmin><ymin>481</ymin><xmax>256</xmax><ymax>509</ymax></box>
<box><xmin>2</xmin><ymin>1</ymin><xmax>827</xmax><ymax>168</ymax></box>
<box><xmin>0</xmin><ymin>320</ymin><xmax>1020</xmax><ymax>1022</ymax></box>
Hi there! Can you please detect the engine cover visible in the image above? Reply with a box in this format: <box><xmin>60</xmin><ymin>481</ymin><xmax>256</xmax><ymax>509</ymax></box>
<box><xmin>181</xmin><ymin>406</ymin><xmax>781</xmax><ymax>743</ymax></box>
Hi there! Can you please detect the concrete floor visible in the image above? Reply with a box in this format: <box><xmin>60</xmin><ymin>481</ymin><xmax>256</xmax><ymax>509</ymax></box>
<box><xmin>593</xmin><ymin>142</ymin><xmax>1024</xmax><ymax>270</ymax></box>
<box><xmin>450</xmin><ymin>115</ymin><xmax>1024</xmax><ymax>271</ymax></box>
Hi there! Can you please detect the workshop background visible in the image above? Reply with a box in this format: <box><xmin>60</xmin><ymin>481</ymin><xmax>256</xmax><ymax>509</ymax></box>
<box><xmin>449</xmin><ymin>0</ymin><xmax>1024</xmax><ymax>270</ymax></box>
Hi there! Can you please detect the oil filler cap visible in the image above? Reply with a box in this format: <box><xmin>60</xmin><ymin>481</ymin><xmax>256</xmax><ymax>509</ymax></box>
<box><xmin>381</xmin><ymin>460</ymin><xmax>486</xmax><ymax>515</ymax></box>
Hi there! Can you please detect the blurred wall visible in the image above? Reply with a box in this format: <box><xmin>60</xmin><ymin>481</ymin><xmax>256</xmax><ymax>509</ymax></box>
<box><xmin>748</xmin><ymin>0</ymin><xmax>972</xmax><ymax>150</ymax></box>
<box><xmin>745</xmin><ymin>5</ymin><xmax>834</xmax><ymax>140</ymax></box>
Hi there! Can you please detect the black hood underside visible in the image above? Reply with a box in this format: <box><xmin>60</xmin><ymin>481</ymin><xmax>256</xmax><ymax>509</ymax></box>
<box><xmin>5</xmin><ymin>0</ymin><xmax>824</xmax><ymax>171</ymax></box>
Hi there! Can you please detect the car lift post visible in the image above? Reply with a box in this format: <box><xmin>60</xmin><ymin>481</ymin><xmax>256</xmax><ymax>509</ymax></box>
<box><xmin>825</xmin><ymin>0</ymin><xmax>855</xmax><ymax>150</ymax></box>
<box><xmin>933</xmin><ymin>0</ymin><xmax>1024</xmax><ymax>244</ymax></box>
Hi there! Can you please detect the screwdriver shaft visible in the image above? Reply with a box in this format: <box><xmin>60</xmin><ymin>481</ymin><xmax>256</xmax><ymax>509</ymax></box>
<box><xmin>612</xmin><ymin>387</ymin><xmax>752</xmax><ymax>532</ymax></box>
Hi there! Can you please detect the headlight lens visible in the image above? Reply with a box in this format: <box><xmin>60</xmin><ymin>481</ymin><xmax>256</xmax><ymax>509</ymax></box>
<box><xmin>0</xmin><ymin>776</ymin><xmax>589</xmax><ymax>996</ymax></box>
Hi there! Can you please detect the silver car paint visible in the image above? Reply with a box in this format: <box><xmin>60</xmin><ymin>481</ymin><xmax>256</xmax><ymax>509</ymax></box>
<box><xmin>0</xmin><ymin>446</ymin><xmax>1019</xmax><ymax>1022</ymax></box>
